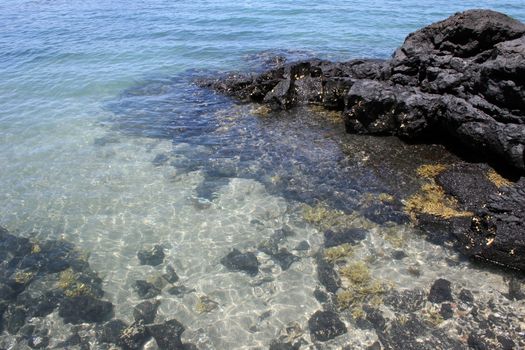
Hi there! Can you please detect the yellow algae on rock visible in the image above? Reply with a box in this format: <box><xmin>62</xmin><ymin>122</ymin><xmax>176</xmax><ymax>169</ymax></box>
<box><xmin>340</xmin><ymin>262</ymin><xmax>371</xmax><ymax>285</ymax></box>
<box><xmin>336</xmin><ymin>261</ymin><xmax>387</xmax><ymax>310</ymax></box>
<box><xmin>15</xmin><ymin>271</ymin><xmax>35</xmax><ymax>284</ymax></box>
<box><xmin>487</xmin><ymin>169</ymin><xmax>512</xmax><ymax>188</ymax></box>
<box><xmin>59</xmin><ymin>268</ymin><xmax>92</xmax><ymax>297</ymax></box>
<box><xmin>416</xmin><ymin>164</ymin><xmax>448</xmax><ymax>178</ymax></box>
<box><xmin>404</xmin><ymin>183</ymin><xmax>472</xmax><ymax>219</ymax></box>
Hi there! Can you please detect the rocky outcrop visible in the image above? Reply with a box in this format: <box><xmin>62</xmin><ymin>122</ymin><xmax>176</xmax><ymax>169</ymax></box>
<box><xmin>199</xmin><ymin>9</ymin><xmax>525</xmax><ymax>174</ymax></box>
<box><xmin>199</xmin><ymin>9</ymin><xmax>525</xmax><ymax>272</ymax></box>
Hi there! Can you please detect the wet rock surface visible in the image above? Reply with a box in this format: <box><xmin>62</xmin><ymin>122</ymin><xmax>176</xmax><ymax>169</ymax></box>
<box><xmin>199</xmin><ymin>9</ymin><xmax>525</xmax><ymax>272</ymax></box>
<box><xmin>137</xmin><ymin>245</ymin><xmax>165</xmax><ymax>266</ymax></box>
<box><xmin>308</xmin><ymin>310</ymin><xmax>347</xmax><ymax>342</ymax></box>
<box><xmin>220</xmin><ymin>248</ymin><xmax>260</xmax><ymax>276</ymax></box>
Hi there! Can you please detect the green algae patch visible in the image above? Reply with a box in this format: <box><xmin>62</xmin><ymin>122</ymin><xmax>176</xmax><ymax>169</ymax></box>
<box><xmin>59</xmin><ymin>268</ymin><xmax>93</xmax><ymax>297</ymax></box>
<box><xmin>324</xmin><ymin>244</ymin><xmax>353</xmax><ymax>264</ymax></box>
<box><xmin>486</xmin><ymin>169</ymin><xmax>512</xmax><ymax>188</ymax></box>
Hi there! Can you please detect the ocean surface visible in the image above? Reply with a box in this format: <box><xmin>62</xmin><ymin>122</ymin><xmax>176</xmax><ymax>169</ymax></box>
<box><xmin>1</xmin><ymin>1</ymin><xmax>524</xmax><ymax>349</ymax></box>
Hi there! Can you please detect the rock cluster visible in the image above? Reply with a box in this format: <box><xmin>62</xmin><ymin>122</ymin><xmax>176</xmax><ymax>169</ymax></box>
<box><xmin>200</xmin><ymin>9</ymin><xmax>525</xmax><ymax>272</ymax></box>
<box><xmin>200</xmin><ymin>9</ymin><xmax>525</xmax><ymax>175</ymax></box>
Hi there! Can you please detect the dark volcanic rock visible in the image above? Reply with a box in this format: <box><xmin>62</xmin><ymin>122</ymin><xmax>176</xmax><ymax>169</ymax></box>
<box><xmin>271</xmin><ymin>249</ymin><xmax>300</xmax><ymax>270</ymax></box>
<box><xmin>316</xmin><ymin>257</ymin><xmax>341</xmax><ymax>293</ymax></box>
<box><xmin>133</xmin><ymin>280</ymin><xmax>161</xmax><ymax>299</ymax></box>
<box><xmin>147</xmin><ymin>319</ymin><xmax>185</xmax><ymax>350</ymax></box>
<box><xmin>220</xmin><ymin>249</ymin><xmax>259</xmax><ymax>276</ymax></box>
<box><xmin>58</xmin><ymin>296</ymin><xmax>114</xmax><ymax>324</ymax></box>
<box><xmin>100</xmin><ymin>319</ymin><xmax>128</xmax><ymax>344</ymax></box>
<box><xmin>428</xmin><ymin>278</ymin><xmax>454</xmax><ymax>303</ymax></box>
<box><xmin>137</xmin><ymin>245</ymin><xmax>165</xmax><ymax>266</ymax></box>
<box><xmin>308</xmin><ymin>310</ymin><xmax>347</xmax><ymax>342</ymax></box>
<box><xmin>133</xmin><ymin>300</ymin><xmax>160</xmax><ymax>324</ymax></box>
<box><xmin>163</xmin><ymin>265</ymin><xmax>180</xmax><ymax>284</ymax></box>
<box><xmin>460</xmin><ymin>179</ymin><xmax>525</xmax><ymax>271</ymax></box>
<box><xmin>324</xmin><ymin>228</ymin><xmax>367</xmax><ymax>247</ymax></box>
<box><xmin>119</xmin><ymin>321</ymin><xmax>151</xmax><ymax>350</ymax></box>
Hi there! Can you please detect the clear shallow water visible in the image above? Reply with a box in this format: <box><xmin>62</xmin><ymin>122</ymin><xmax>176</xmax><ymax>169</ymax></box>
<box><xmin>1</xmin><ymin>0</ymin><xmax>525</xmax><ymax>349</ymax></box>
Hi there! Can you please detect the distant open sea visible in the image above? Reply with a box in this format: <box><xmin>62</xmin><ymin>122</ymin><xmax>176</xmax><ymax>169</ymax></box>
<box><xmin>0</xmin><ymin>1</ymin><xmax>524</xmax><ymax>348</ymax></box>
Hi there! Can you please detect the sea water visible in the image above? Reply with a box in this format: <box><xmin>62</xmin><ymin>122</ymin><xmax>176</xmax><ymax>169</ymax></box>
<box><xmin>1</xmin><ymin>1</ymin><xmax>524</xmax><ymax>348</ymax></box>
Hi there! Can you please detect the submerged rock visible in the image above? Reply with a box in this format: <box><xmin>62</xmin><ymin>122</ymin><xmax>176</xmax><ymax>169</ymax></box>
<box><xmin>146</xmin><ymin>319</ymin><xmax>185</xmax><ymax>349</ymax></box>
<box><xmin>133</xmin><ymin>280</ymin><xmax>161</xmax><ymax>299</ymax></box>
<box><xmin>119</xmin><ymin>320</ymin><xmax>151</xmax><ymax>350</ymax></box>
<box><xmin>308</xmin><ymin>310</ymin><xmax>347</xmax><ymax>342</ymax></box>
<box><xmin>137</xmin><ymin>245</ymin><xmax>165</xmax><ymax>266</ymax></box>
<box><xmin>133</xmin><ymin>300</ymin><xmax>160</xmax><ymax>324</ymax></box>
<box><xmin>324</xmin><ymin>228</ymin><xmax>367</xmax><ymax>247</ymax></box>
<box><xmin>58</xmin><ymin>295</ymin><xmax>114</xmax><ymax>324</ymax></box>
<box><xmin>271</xmin><ymin>248</ymin><xmax>300</xmax><ymax>271</ymax></box>
<box><xmin>428</xmin><ymin>279</ymin><xmax>454</xmax><ymax>303</ymax></box>
<box><xmin>220</xmin><ymin>248</ymin><xmax>259</xmax><ymax>276</ymax></box>
<box><xmin>200</xmin><ymin>9</ymin><xmax>525</xmax><ymax>272</ymax></box>
<box><xmin>100</xmin><ymin>319</ymin><xmax>128</xmax><ymax>344</ymax></box>
<box><xmin>316</xmin><ymin>257</ymin><xmax>341</xmax><ymax>293</ymax></box>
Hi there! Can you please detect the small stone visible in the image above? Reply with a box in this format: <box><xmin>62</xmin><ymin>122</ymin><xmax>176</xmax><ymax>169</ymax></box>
<box><xmin>133</xmin><ymin>280</ymin><xmax>161</xmax><ymax>299</ymax></box>
<box><xmin>324</xmin><ymin>228</ymin><xmax>367</xmax><ymax>248</ymax></box>
<box><xmin>440</xmin><ymin>303</ymin><xmax>454</xmax><ymax>319</ymax></box>
<box><xmin>308</xmin><ymin>310</ymin><xmax>347</xmax><ymax>342</ymax></box>
<box><xmin>58</xmin><ymin>296</ymin><xmax>114</xmax><ymax>324</ymax></box>
<box><xmin>313</xmin><ymin>288</ymin><xmax>328</xmax><ymax>303</ymax></box>
<box><xmin>100</xmin><ymin>319</ymin><xmax>128</xmax><ymax>344</ymax></box>
<box><xmin>167</xmin><ymin>285</ymin><xmax>195</xmax><ymax>297</ymax></box>
<box><xmin>133</xmin><ymin>300</ymin><xmax>160</xmax><ymax>324</ymax></box>
<box><xmin>137</xmin><ymin>245</ymin><xmax>165</xmax><ymax>266</ymax></box>
<box><xmin>119</xmin><ymin>320</ymin><xmax>151</xmax><ymax>350</ymax></box>
<box><xmin>507</xmin><ymin>277</ymin><xmax>525</xmax><ymax>300</ymax></box>
<box><xmin>497</xmin><ymin>335</ymin><xmax>516</xmax><ymax>350</ymax></box>
<box><xmin>162</xmin><ymin>265</ymin><xmax>179</xmax><ymax>284</ymax></box>
<box><xmin>428</xmin><ymin>278</ymin><xmax>453</xmax><ymax>303</ymax></box>
<box><xmin>272</xmin><ymin>249</ymin><xmax>300</xmax><ymax>270</ymax></box>
<box><xmin>147</xmin><ymin>319</ymin><xmax>185</xmax><ymax>349</ymax></box>
<box><xmin>220</xmin><ymin>249</ymin><xmax>259</xmax><ymax>276</ymax></box>
<box><xmin>467</xmin><ymin>333</ymin><xmax>489</xmax><ymax>350</ymax></box>
<box><xmin>294</xmin><ymin>241</ymin><xmax>310</xmax><ymax>251</ymax></box>
<box><xmin>459</xmin><ymin>289</ymin><xmax>474</xmax><ymax>304</ymax></box>
<box><xmin>391</xmin><ymin>250</ymin><xmax>407</xmax><ymax>260</ymax></box>
<box><xmin>316</xmin><ymin>258</ymin><xmax>341</xmax><ymax>293</ymax></box>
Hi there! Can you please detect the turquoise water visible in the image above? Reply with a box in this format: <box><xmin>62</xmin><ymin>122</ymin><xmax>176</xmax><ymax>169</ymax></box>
<box><xmin>1</xmin><ymin>1</ymin><xmax>525</xmax><ymax>348</ymax></box>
